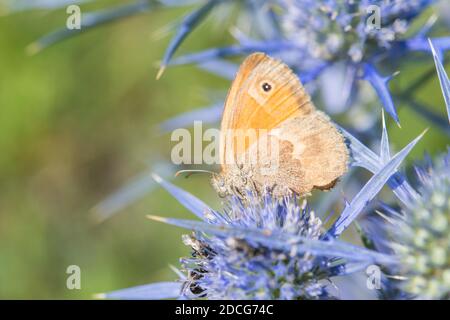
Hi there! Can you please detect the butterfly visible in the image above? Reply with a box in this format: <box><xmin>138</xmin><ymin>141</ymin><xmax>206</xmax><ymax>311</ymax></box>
<box><xmin>211</xmin><ymin>52</ymin><xmax>349</xmax><ymax>198</ymax></box>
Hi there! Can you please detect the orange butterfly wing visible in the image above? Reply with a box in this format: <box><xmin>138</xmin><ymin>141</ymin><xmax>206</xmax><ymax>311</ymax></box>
<box><xmin>219</xmin><ymin>52</ymin><xmax>313</xmax><ymax>167</ymax></box>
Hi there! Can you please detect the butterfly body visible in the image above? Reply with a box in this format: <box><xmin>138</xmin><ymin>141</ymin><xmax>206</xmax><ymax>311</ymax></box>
<box><xmin>212</xmin><ymin>53</ymin><xmax>349</xmax><ymax>198</ymax></box>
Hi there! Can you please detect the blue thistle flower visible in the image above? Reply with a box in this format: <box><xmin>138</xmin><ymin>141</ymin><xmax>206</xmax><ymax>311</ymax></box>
<box><xmin>358</xmin><ymin>59</ymin><xmax>450</xmax><ymax>299</ymax></box>
<box><xmin>280</xmin><ymin>0</ymin><xmax>435</xmax><ymax>63</ymax></box>
<box><xmin>100</xmin><ymin>124</ymin><xmax>426</xmax><ymax>300</ymax></box>
<box><xmin>177</xmin><ymin>192</ymin><xmax>335</xmax><ymax>299</ymax></box>
<box><xmin>363</xmin><ymin>151</ymin><xmax>450</xmax><ymax>299</ymax></box>
<box><xmin>133</xmin><ymin>183</ymin><xmax>398</xmax><ymax>300</ymax></box>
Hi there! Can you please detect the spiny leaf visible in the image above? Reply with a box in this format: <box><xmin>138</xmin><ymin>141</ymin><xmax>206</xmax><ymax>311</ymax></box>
<box><xmin>363</xmin><ymin>63</ymin><xmax>399</xmax><ymax>124</ymax></box>
<box><xmin>147</xmin><ymin>215</ymin><xmax>397</xmax><ymax>266</ymax></box>
<box><xmin>157</xmin><ymin>0</ymin><xmax>223</xmax><ymax>79</ymax></box>
<box><xmin>429</xmin><ymin>39</ymin><xmax>450</xmax><ymax>124</ymax></box>
<box><xmin>380</xmin><ymin>111</ymin><xmax>391</xmax><ymax>163</ymax></box>
<box><xmin>329</xmin><ymin>129</ymin><xmax>426</xmax><ymax>237</ymax></box>
<box><xmin>151</xmin><ymin>174</ymin><xmax>217</xmax><ymax>222</ymax></box>
<box><xmin>91</xmin><ymin>163</ymin><xmax>174</xmax><ymax>223</ymax></box>
<box><xmin>341</xmin><ymin>127</ymin><xmax>420</xmax><ymax>205</ymax></box>
<box><xmin>169</xmin><ymin>40</ymin><xmax>296</xmax><ymax>66</ymax></box>
<box><xmin>27</xmin><ymin>1</ymin><xmax>152</xmax><ymax>54</ymax></box>
<box><xmin>157</xmin><ymin>103</ymin><xmax>223</xmax><ymax>133</ymax></box>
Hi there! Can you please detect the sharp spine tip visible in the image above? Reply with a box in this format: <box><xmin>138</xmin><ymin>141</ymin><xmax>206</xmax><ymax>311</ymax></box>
<box><xmin>146</xmin><ymin>215</ymin><xmax>165</xmax><ymax>222</ymax></box>
<box><xmin>26</xmin><ymin>42</ymin><xmax>41</xmax><ymax>56</ymax></box>
<box><xmin>156</xmin><ymin>65</ymin><xmax>166</xmax><ymax>80</ymax></box>
<box><xmin>93</xmin><ymin>293</ymin><xmax>106</xmax><ymax>299</ymax></box>
<box><xmin>150</xmin><ymin>173</ymin><xmax>162</xmax><ymax>183</ymax></box>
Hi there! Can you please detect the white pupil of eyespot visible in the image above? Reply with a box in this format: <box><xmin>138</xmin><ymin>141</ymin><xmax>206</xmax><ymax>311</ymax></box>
<box><xmin>262</xmin><ymin>83</ymin><xmax>272</xmax><ymax>92</ymax></box>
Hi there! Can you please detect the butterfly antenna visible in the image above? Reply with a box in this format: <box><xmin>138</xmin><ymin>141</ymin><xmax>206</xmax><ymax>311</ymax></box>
<box><xmin>175</xmin><ymin>169</ymin><xmax>217</xmax><ymax>178</ymax></box>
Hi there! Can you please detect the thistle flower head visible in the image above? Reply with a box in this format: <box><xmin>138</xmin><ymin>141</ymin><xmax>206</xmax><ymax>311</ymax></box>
<box><xmin>280</xmin><ymin>0</ymin><xmax>435</xmax><ymax>64</ymax></box>
<box><xmin>102</xmin><ymin>115</ymin><xmax>423</xmax><ymax>300</ymax></box>
<box><xmin>180</xmin><ymin>190</ymin><xmax>332</xmax><ymax>300</ymax></box>
<box><xmin>369</xmin><ymin>151</ymin><xmax>450</xmax><ymax>299</ymax></box>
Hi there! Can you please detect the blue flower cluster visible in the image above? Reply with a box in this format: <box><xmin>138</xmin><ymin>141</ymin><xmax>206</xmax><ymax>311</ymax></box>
<box><xmin>179</xmin><ymin>192</ymin><xmax>333</xmax><ymax>299</ymax></box>
<box><xmin>103</xmin><ymin>115</ymin><xmax>429</xmax><ymax>299</ymax></box>
<box><xmin>364</xmin><ymin>151</ymin><xmax>450</xmax><ymax>299</ymax></box>
<box><xmin>280</xmin><ymin>0</ymin><xmax>435</xmax><ymax>63</ymax></box>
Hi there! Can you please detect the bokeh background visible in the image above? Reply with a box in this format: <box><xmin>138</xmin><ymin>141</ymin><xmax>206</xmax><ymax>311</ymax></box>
<box><xmin>0</xmin><ymin>1</ymin><xmax>448</xmax><ymax>299</ymax></box>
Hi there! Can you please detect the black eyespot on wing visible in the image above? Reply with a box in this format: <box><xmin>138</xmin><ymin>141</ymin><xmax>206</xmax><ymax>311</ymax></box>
<box><xmin>262</xmin><ymin>82</ymin><xmax>272</xmax><ymax>92</ymax></box>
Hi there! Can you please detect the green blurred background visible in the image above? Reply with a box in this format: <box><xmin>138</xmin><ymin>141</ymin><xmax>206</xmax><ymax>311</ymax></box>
<box><xmin>0</xmin><ymin>1</ymin><xmax>448</xmax><ymax>299</ymax></box>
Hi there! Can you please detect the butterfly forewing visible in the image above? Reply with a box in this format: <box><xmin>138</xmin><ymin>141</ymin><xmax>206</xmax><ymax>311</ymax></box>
<box><xmin>219</xmin><ymin>53</ymin><xmax>313</xmax><ymax>167</ymax></box>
